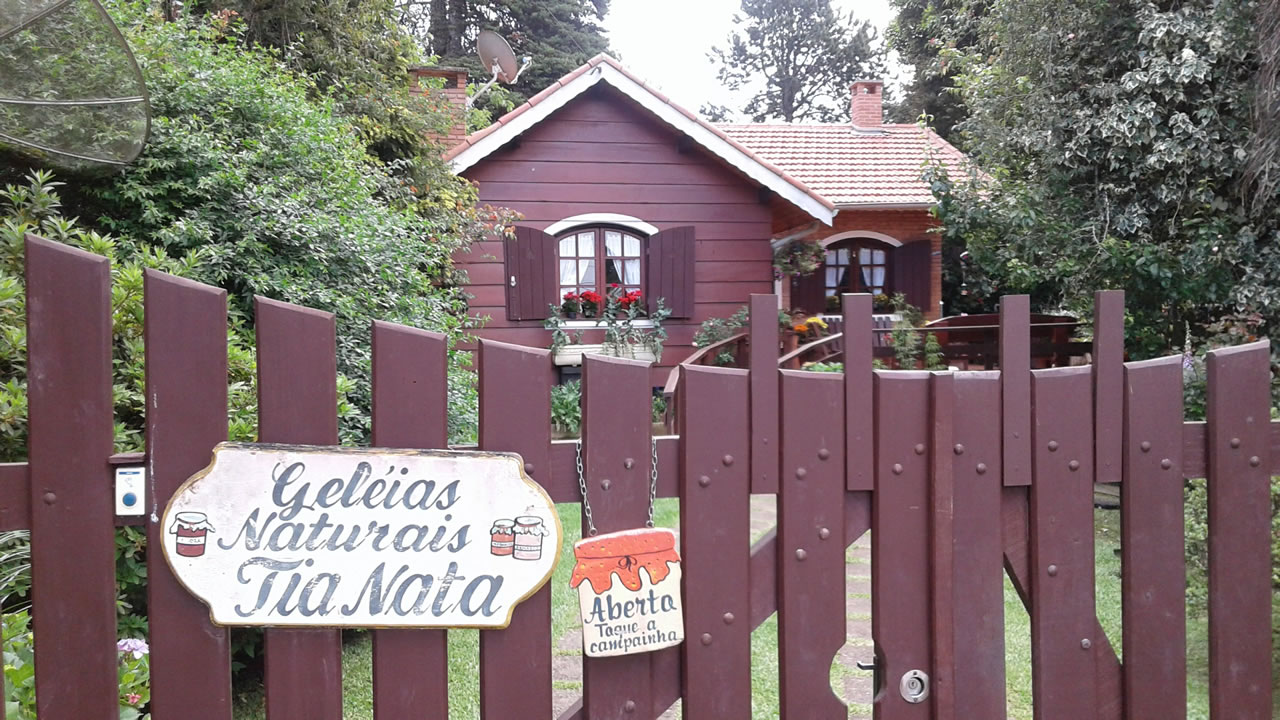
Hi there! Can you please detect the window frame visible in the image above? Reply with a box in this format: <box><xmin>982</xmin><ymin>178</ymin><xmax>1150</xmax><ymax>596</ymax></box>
<box><xmin>555</xmin><ymin>225</ymin><xmax>647</xmax><ymax>300</ymax></box>
<box><xmin>823</xmin><ymin>238</ymin><xmax>893</xmax><ymax>298</ymax></box>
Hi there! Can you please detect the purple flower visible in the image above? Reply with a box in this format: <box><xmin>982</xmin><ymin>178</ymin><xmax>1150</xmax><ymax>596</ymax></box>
<box><xmin>117</xmin><ymin>638</ymin><xmax>149</xmax><ymax>659</ymax></box>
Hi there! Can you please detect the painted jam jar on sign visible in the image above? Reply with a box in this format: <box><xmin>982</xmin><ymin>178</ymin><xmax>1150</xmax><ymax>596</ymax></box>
<box><xmin>570</xmin><ymin>527</ymin><xmax>684</xmax><ymax>657</ymax></box>
<box><xmin>170</xmin><ymin>511</ymin><xmax>214</xmax><ymax>557</ymax></box>
<box><xmin>490</xmin><ymin>519</ymin><xmax>515</xmax><ymax>556</ymax></box>
<box><xmin>513</xmin><ymin>516</ymin><xmax>549</xmax><ymax>560</ymax></box>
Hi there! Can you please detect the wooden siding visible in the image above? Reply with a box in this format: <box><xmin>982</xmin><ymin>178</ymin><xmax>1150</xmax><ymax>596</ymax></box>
<box><xmin>458</xmin><ymin>86</ymin><xmax>775</xmax><ymax>384</ymax></box>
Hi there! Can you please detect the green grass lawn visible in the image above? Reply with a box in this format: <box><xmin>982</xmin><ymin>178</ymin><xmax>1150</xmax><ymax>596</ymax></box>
<box><xmin>231</xmin><ymin>505</ymin><xmax>1272</xmax><ymax>719</ymax></box>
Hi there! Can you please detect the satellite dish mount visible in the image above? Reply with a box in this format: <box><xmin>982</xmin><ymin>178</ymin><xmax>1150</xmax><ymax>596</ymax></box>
<box><xmin>468</xmin><ymin>30</ymin><xmax>531</xmax><ymax>108</ymax></box>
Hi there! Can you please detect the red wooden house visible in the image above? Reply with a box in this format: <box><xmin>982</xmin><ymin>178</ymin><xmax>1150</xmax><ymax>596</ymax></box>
<box><xmin>439</xmin><ymin>55</ymin><xmax>969</xmax><ymax>384</ymax></box>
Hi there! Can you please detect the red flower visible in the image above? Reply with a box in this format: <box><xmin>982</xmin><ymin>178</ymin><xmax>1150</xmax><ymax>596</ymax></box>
<box><xmin>580</xmin><ymin>291</ymin><xmax>603</xmax><ymax>305</ymax></box>
<box><xmin>619</xmin><ymin>290</ymin><xmax>643</xmax><ymax>308</ymax></box>
<box><xmin>563</xmin><ymin>291</ymin><xmax>578</xmax><ymax>301</ymax></box>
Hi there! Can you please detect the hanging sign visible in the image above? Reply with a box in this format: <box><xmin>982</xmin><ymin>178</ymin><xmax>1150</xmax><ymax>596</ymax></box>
<box><xmin>161</xmin><ymin>442</ymin><xmax>561</xmax><ymax>629</ymax></box>
<box><xmin>569</xmin><ymin>528</ymin><xmax>684</xmax><ymax>657</ymax></box>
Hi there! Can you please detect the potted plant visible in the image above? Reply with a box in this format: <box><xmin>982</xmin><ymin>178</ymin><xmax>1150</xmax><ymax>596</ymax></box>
<box><xmin>872</xmin><ymin>293</ymin><xmax>894</xmax><ymax>313</ymax></box>
<box><xmin>579</xmin><ymin>290</ymin><xmax>602</xmax><ymax>318</ymax></box>
<box><xmin>561</xmin><ymin>292</ymin><xmax>580</xmax><ymax>319</ymax></box>
<box><xmin>545</xmin><ymin>286</ymin><xmax>671</xmax><ymax>366</ymax></box>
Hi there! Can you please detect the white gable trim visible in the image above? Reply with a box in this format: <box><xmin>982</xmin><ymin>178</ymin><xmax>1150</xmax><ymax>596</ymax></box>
<box><xmin>450</xmin><ymin>63</ymin><xmax>835</xmax><ymax>226</ymax></box>
<box><xmin>819</xmin><ymin>230</ymin><xmax>903</xmax><ymax>248</ymax></box>
<box><xmin>545</xmin><ymin>213</ymin><xmax>659</xmax><ymax>236</ymax></box>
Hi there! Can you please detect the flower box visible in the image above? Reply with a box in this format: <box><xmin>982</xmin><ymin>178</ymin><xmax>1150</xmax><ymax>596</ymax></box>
<box><xmin>552</xmin><ymin>343</ymin><xmax>658</xmax><ymax>367</ymax></box>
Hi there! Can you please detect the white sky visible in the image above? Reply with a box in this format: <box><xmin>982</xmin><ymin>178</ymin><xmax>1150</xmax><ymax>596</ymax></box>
<box><xmin>602</xmin><ymin>0</ymin><xmax>902</xmax><ymax>121</ymax></box>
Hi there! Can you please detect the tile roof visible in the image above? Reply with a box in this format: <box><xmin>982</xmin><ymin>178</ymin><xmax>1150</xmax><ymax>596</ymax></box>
<box><xmin>445</xmin><ymin>53</ymin><xmax>973</xmax><ymax>211</ymax></box>
<box><xmin>717</xmin><ymin>123</ymin><xmax>971</xmax><ymax>207</ymax></box>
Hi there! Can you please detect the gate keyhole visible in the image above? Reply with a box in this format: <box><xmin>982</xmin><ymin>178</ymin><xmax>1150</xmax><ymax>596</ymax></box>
<box><xmin>899</xmin><ymin>669</ymin><xmax>929</xmax><ymax>704</ymax></box>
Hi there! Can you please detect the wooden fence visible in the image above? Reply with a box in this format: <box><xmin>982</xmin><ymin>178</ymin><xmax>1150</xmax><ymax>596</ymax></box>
<box><xmin>1</xmin><ymin>235</ymin><xmax>1276</xmax><ymax>719</ymax></box>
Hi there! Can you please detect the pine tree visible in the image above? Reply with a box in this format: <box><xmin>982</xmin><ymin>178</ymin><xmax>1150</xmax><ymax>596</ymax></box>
<box><xmin>708</xmin><ymin>0</ymin><xmax>886</xmax><ymax>123</ymax></box>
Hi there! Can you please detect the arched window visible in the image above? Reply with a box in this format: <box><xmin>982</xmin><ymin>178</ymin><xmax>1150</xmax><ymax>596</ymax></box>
<box><xmin>824</xmin><ymin>239</ymin><xmax>891</xmax><ymax>297</ymax></box>
<box><xmin>557</xmin><ymin>226</ymin><xmax>644</xmax><ymax>298</ymax></box>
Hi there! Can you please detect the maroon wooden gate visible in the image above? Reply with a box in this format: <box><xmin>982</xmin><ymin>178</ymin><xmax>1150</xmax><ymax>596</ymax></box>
<box><xmin>3</xmin><ymin>234</ymin><xmax>1276</xmax><ymax>719</ymax></box>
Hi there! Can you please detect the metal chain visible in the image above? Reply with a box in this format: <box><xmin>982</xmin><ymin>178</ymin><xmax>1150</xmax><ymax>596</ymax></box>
<box><xmin>575</xmin><ymin>439</ymin><xmax>596</xmax><ymax>536</ymax></box>
<box><xmin>646</xmin><ymin>437</ymin><xmax>658</xmax><ymax>528</ymax></box>
<box><xmin>574</xmin><ymin>436</ymin><xmax>660</xmax><ymax>535</ymax></box>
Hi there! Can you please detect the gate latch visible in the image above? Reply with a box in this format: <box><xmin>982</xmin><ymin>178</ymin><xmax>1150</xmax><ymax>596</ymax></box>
<box><xmin>855</xmin><ymin>657</ymin><xmax>881</xmax><ymax>698</ymax></box>
<box><xmin>900</xmin><ymin>669</ymin><xmax>929</xmax><ymax>703</ymax></box>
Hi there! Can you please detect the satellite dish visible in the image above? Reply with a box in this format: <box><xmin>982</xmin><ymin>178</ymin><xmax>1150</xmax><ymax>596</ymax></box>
<box><xmin>477</xmin><ymin>30</ymin><xmax>520</xmax><ymax>84</ymax></box>
<box><xmin>0</xmin><ymin>0</ymin><xmax>151</xmax><ymax>167</ymax></box>
<box><xmin>468</xmin><ymin>29</ymin><xmax>531</xmax><ymax>108</ymax></box>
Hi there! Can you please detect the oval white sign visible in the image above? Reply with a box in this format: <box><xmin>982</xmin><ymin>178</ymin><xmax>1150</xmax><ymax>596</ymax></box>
<box><xmin>161</xmin><ymin>442</ymin><xmax>561</xmax><ymax>629</ymax></box>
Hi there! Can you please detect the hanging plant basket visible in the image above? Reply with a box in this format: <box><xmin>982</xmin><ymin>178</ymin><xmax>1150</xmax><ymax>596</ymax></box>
<box><xmin>773</xmin><ymin>241</ymin><xmax>825</xmax><ymax>276</ymax></box>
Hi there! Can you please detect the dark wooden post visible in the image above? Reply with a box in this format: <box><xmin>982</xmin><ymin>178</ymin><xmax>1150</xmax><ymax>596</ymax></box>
<box><xmin>145</xmin><ymin>270</ymin><xmax>233</xmax><ymax>718</ymax></box>
<box><xmin>1205</xmin><ymin>341</ymin><xmax>1273</xmax><ymax>718</ymax></box>
<box><xmin>256</xmin><ymin>297</ymin><xmax>342</xmax><ymax>720</ymax></box>
<box><xmin>580</xmin><ymin>354</ymin><xmax>654</xmax><ymax>719</ymax></box>
<box><xmin>371</xmin><ymin>322</ymin><xmax>449</xmax><ymax>719</ymax></box>
<box><xmin>25</xmin><ymin>236</ymin><xmax>118</xmax><ymax>720</ymax></box>
<box><xmin>478</xmin><ymin>339</ymin><xmax>555</xmax><ymax>719</ymax></box>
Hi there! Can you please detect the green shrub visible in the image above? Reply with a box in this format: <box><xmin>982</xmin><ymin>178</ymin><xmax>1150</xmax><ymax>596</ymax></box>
<box><xmin>3</xmin><ymin>610</ymin><xmax>153</xmax><ymax>719</ymax></box>
<box><xmin>692</xmin><ymin>306</ymin><xmax>749</xmax><ymax>366</ymax></box>
<box><xmin>1183</xmin><ymin>474</ymin><xmax>1280</xmax><ymax>614</ymax></box>
<box><xmin>551</xmin><ymin>380</ymin><xmax>582</xmax><ymax>436</ymax></box>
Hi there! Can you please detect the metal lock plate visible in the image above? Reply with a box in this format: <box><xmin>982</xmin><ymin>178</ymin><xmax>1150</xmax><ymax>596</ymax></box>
<box><xmin>900</xmin><ymin>669</ymin><xmax>929</xmax><ymax>704</ymax></box>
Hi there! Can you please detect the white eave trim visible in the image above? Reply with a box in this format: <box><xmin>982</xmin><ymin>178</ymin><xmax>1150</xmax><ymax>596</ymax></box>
<box><xmin>545</xmin><ymin>213</ymin><xmax>659</xmax><ymax>236</ymax></box>
<box><xmin>450</xmin><ymin>63</ymin><xmax>835</xmax><ymax>227</ymax></box>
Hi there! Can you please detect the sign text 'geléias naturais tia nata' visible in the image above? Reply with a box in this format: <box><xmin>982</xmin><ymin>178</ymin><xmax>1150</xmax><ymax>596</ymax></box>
<box><xmin>162</xmin><ymin>443</ymin><xmax>561</xmax><ymax>629</ymax></box>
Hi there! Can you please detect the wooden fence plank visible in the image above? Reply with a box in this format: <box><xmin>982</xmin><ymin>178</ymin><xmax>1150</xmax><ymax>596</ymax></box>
<box><xmin>144</xmin><ymin>270</ymin><xmax>233</xmax><ymax>719</ymax></box>
<box><xmin>843</xmin><ymin>293</ymin><xmax>873</xmax><ymax>490</ymax></box>
<box><xmin>1029</xmin><ymin>367</ymin><xmax>1097</xmax><ymax>720</ymax></box>
<box><xmin>872</xmin><ymin>370</ymin><xmax>932</xmax><ymax>720</ymax></box>
<box><xmin>477</xmin><ymin>339</ymin><xmax>555</xmax><ymax>720</ymax></box>
<box><xmin>580</xmin><ymin>354</ymin><xmax>655</xmax><ymax>719</ymax></box>
<box><xmin>255</xmin><ymin>296</ymin><xmax>343</xmax><ymax>720</ymax></box>
<box><xmin>1002</xmin><ymin>486</ymin><xmax>1123</xmax><ymax>720</ymax></box>
<box><xmin>1120</xmin><ymin>355</ymin><xmax>1186</xmax><ymax>719</ymax></box>
<box><xmin>928</xmin><ymin>373</ymin><xmax>956</xmax><ymax>720</ymax></box>
<box><xmin>749</xmin><ymin>294</ymin><xmax>780</xmax><ymax>493</ymax></box>
<box><xmin>370</xmin><ymin>321</ymin><xmax>449</xmax><ymax>720</ymax></box>
<box><xmin>1001</xmin><ymin>295</ymin><xmax>1031</xmax><ymax>486</ymax></box>
<box><xmin>24</xmin><ymin>235</ymin><xmax>117</xmax><ymax>720</ymax></box>
<box><xmin>1092</xmin><ymin>290</ymin><xmax>1124</xmax><ymax>484</ymax></box>
<box><xmin>679</xmin><ymin>366</ymin><xmax>751</xmax><ymax>719</ymax></box>
<box><xmin>950</xmin><ymin>372</ymin><xmax>1005</xmax><ymax>718</ymax></box>
<box><xmin>1205</xmin><ymin>341</ymin><xmax>1273</xmax><ymax>718</ymax></box>
<box><xmin>778</xmin><ymin>370</ymin><xmax>846</xmax><ymax>719</ymax></box>
<box><xmin>0</xmin><ymin>463</ymin><xmax>30</xmax><ymax>531</ymax></box>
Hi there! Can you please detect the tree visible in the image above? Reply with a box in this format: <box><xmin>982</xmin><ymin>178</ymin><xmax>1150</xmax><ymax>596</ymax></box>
<box><xmin>187</xmin><ymin>0</ymin><xmax>461</xmax><ymax>161</ymax></box>
<box><xmin>708</xmin><ymin>0</ymin><xmax>886</xmax><ymax>123</ymax></box>
<box><xmin>885</xmin><ymin>0</ymin><xmax>987</xmax><ymax>138</ymax></box>
<box><xmin>928</xmin><ymin>0</ymin><xmax>1280</xmax><ymax>360</ymax></box>
<box><xmin>402</xmin><ymin>0</ymin><xmax>612</xmax><ymax>115</ymax></box>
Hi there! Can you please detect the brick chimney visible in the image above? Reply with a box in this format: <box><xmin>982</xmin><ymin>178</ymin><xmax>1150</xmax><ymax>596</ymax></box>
<box><xmin>850</xmin><ymin>80</ymin><xmax>884</xmax><ymax>128</ymax></box>
<box><xmin>410</xmin><ymin>67</ymin><xmax>469</xmax><ymax>146</ymax></box>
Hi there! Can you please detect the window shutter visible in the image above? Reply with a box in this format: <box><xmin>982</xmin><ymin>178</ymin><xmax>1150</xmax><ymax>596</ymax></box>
<box><xmin>504</xmin><ymin>226</ymin><xmax>557</xmax><ymax>321</ymax></box>
<box><xmin>646</xmin><ymin>226</ymin><xmax>695</xmax><ymax>318</ymax></box>
<box><xmin>789</xmin><ymin>270</ymin><xmax>825</xmax><ymax>315</ymax></box>
<box><xmin>892</xmin><ymin>240</ymin><xmax>933</xmax><ymax>314</ymax></box>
